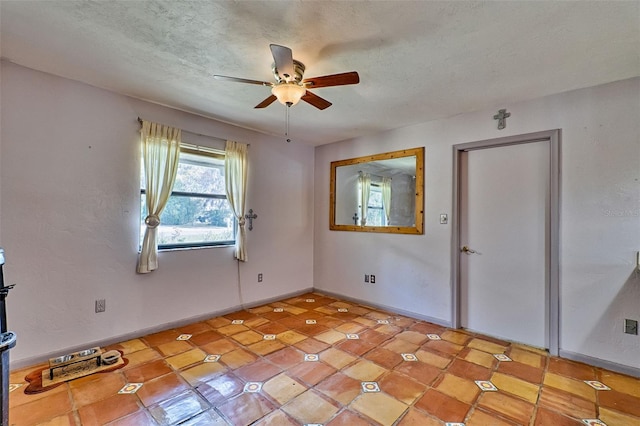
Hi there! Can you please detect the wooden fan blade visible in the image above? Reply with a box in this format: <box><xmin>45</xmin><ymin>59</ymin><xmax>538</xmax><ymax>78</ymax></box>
<box><xmin>255</xmin><ymin>95</ymin><xmax>277</xmax><ymax>109</ymax></box>
<box><xmin>270</xmin><ymin>44</ymin><xmax>294</xmax><ymax>80</ymax></box>
<box><xmin>214</xmin><ymin>75</ymin><xmax>272</xmax><ymax>86</ymax></box>
<box><xmin>301</xmin><ymin>91</ymin><xmax>332</xmax><ymax>110</ymax></box>
<box><xmin>303</xmin><ymin>71</ymin><xmax>359</xmax><ymax>88</ymax></box>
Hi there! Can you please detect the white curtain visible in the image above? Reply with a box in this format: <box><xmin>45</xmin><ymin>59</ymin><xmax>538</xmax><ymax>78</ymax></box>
<box><xmin>137</xmin><ymin>120</ymin><xmax>181</xmax><ymax>274</ymax></box>
<box><xmin>225</xmin><ymin>140</ymin><xmax>249</xmax><ymax>261</ymax></box>
<box><xmin>381</xmin><ymin>177</ymin><xmax>392</xmax><ymax>223</ymax></box>
<box><xmin>359</xmin><ymin>172</ymin><xmax>371</xmax><ymax>226</ymax></box>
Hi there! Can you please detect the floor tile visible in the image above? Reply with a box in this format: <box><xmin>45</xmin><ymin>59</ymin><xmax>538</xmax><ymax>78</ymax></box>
<box><xmin>446</xmin><ymin>358</ymin><xmax>493</xmax><ymax>381</ymax></box>
<box><xmin>316</xmin><ymin>372</ymin><xmax>362</xmax><ymax>405</ymax></box>
<box><xmin>496</xmin><ymin>359</ymin><xmax>544</xmax><ymax>384</ymax></box>
<box><xmin>143</xmin><ymin>330</ymin><xmax>182</xmax><ymax>347</ymax></box>
<box><xmin>335</xmin><ymin>339</ymin><xmax>376</xmax><ymax>356</ymax></box>
<box><xmin>379</xmin><ymin>371</ymin><xmax>426</xmax><ymax>404</ymax></box>
<box><xmin>543</xmin><ymin>372</ymin><xmax>596</xmax><ymax>402</ymax></box>
<box><xmin>180</xmin><ymin>361</ymin><xmax>226</xmax><ymax>387</ymax></box>
<box><xmin>533</xmin><ymin>407</ymin><xmax>584</xmax><ymax>426</ymax></box>
<box><xmin>9</xmin><ymin>389</ymin><xmax>73</xmax><ymax>425</ymax></box>
<box><xmin>415</xmin><ymin>348</ymin><xmax>452</xmax><ymax>369</ymax></box>
<box><xmin>491</xmin><ymin>371</ymin><xmax>540</xmax><ymax>403</ymax></box>
<box><xmin>477</xmin><ymin>391</ymin><xmax>535</xmax><ymax>424</ymax></box>
<box><xmin>467</xmin><ymin>337</ymin><xmax>508</xmax><ymax>354</ymax></box>
<box><xmin>247</xmin><ymin>339</ymin><xmax>286</xmax><ymax>356</ymax></box>
<box><xmin>136</xmin><ymin>373</ymin><xmax>190</xmax><ymax>407</ymax></box>
<box><xmin>383</xmin><ymin>338</ymin><xmax>420</xmax><ymax>354</ymax></box>
<box><xmin>433</xmin><ymin>373</ymin><xmax>481</xmax><ymax>404</ymax></box>
<box><xmin>467</xmin><ymin>407</ymin><xmax>520</xmax><ymax>425</ymax></box>
<box><xmin>599</xmin><ymin>406</ymin><xmax>640</xmax><ymax>426</ymax></box>
<box><xmin>395</xmin><ymin>330</ymin><xmax>429</xmax><ymax>345</ymax></box>
<box><xmin>317</xmin><ymin>348</ymin><xmax>355</xmax><ymax>371</ymax></box>
<box><xmin>342</xmin><ymin>359</ymin><xmax>388</xmax><ymax>381</ymax></box>
<box><xmin>166</xmin><ymin>348</ymin><xmax>206</xmax><ymax>370</ymax></box>
<box><xmin>178</xmin><ymin>409</ymin><xmax>228</xmax><ymax>426</ymax></box>
<box><xmin>509</xmin><ymin>346</ymin><xmax>546</xmax><ymax>369</ymax></box>
<box><xmin>440</xmin><ymin>330</ymin><xmax>472</xmax><ymax>346</ymax></box>
<box><xmin>217</xmin><ymin>392</ymin><xmax>275</xmax><ymax>425</ymax></box>
<box><xmin>414</xmin><ymin>389</ymin><xmax>470</xmax><ymax>423</ymax></box>
<box><xmin>395</xmin><ymin>360</ymin><xmax>441</xmax><ymax>386</ymax></box>
<box><xmin>325</xmin><ymin>409</ymin><xmax>374</xmax><ymax>426</ymax></box>
<box><xmin>281</xmin><ymin>389</ymin><xmax>339</xmax><ymax>424</ymax></box>
<box><xmin>288</xmin><ymin>360</ymin><xmax>336</xmax><ymax>385</ymax></box>
<box><xmin>147</xmin><ymin>390</ymin><xmax>209</xmax><ymax>425</ymax></box>
<box><xmin>69</xmin><ymin>372</ymin><xmax>126</xmax><ymax>408</ymax></box>
<box><xmin>294</xmin><ymin>337</ymin><xmax>330</xmax><ymax>353</ymax></box>
<box><xmin>253</xmin><ymin>409</ymin><xmax>299</xmax><ymax>426</ymax></box>
<box><xmin>396</xmin><ymin>408</ymin><xmax>443</xmax><ymax>426</ymax></box>
<box><xmin>121</xmin><ymin>348</ymin><xmax>163</xmax><ymax>370</ymax></box>
<box><xmin>537</xmin><ymin>386</ymin><xmax>596</xmax><ymax>419</ymax></box>
<box><xmin>364</xmin><ymin>347</ymin><xmax>404</xmax><ymax>369</ymax></box>
<box><xmin>262</xmin><ymin>372</ymin><xmax>307</xmax><ymax>404</ymax></box>
<box><xmin>423</xmin><ymin>339</ymin><xmax>464</xmax><ymax>356</ymax></box>
<box><xmin>106</xmin><ymin>338</ymin><xmax>149</xmax><ymax>355</ymax></box>
<box><xmin>350</xmin><ymin>392</ymin><xmax>408</xmax><ymax>426</ymax></box>
<box><xmin>105</xmin><ymin>409</ymin><xmax>158</xmax><ymax>426</ymax></box>
<box><xmin>235</xmin><ymin>359</ymin><xmax>282</xmax><ymax>382</ymax></box>
<box><xmin>315</xmin><ymin>329</ymin><xmax>347</xmax><ymax>345</ymax></box>
<box><xmin>277</xmin><ymin>330</ymin><xmax>308</xmax><ymax>345</ymax></box>
<box><xmin>178</xmin><ymin>322</ymin><xmax>212</xmax><ymax>336</ymax></box>
<box><xmin>230</xmin><ymin>330</ymin><xmax>264</xmax><ymax>345</ymax></box>
<box><xmin>197</xmin><ymin>372</ymin><xmax>244</xmax><ymax>407</ymax></box>
<box><xmin>597</xmin><ymin>369</ymin><xmax>640</xmax><ymax>398</ymax></box>
<box><xmin>598</xmin><ymin>388</ymin><xmax>640</xmax><ymax>417</ymax></box>
<box><xmin>460</xmin><ymin>347</ymin><xmax>497</xmax><ymax>369</ymax></box>
<box><xmin>125</xmin><ymin>359</ymin><xmax>173</xmax><ymax>384</ymax></box>
<box><xmin>219</xmin><ymin>348</ymin><xmax>257</xmax><ymax>369</ymax></box>
<box><xmin>155</xmin><ymin>340</ymin><xmax>193</xmax><ymax>357</ymax></box>
<box><xmin>265</xmin><ymin>346</ymin><xmax>304</xmax><ymax>369</ymax></box>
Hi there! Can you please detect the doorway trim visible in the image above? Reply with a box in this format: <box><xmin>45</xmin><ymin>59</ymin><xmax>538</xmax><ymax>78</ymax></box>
<box><xmin>452</xmin><ymin>129</ymin><xmax>560</xmax><ymax>356</ymax></box>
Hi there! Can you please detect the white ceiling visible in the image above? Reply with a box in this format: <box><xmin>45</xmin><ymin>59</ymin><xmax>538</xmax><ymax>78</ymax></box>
<box><xmin>1</xmin><ymin>1</ymin><xmax>638</xmax><ymax>146</ymax></box>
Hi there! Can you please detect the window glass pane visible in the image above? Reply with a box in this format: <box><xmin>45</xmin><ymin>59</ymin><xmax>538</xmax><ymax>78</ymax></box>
<box><xmin>172</xmin><ymin>153</ymin><xmax>225</xmax><ymax>195</ymax></box>
<box><xmin>141</xmin><ymin>195</ymin><xmax>235</xmax><ymax>247</ymax></box>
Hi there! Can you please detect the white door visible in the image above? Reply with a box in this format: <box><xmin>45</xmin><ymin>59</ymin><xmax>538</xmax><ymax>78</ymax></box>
<box><xmin>460</xmin><ymin>141</ymin><xmax>549</xmax><ymax>348</ymax></box>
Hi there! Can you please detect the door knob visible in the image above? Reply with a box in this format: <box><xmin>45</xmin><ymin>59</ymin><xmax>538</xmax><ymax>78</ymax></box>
<box><xmin>461</xmin><ymin>246</ymin><xmax>478</xmax><ymax>254</ymax></box>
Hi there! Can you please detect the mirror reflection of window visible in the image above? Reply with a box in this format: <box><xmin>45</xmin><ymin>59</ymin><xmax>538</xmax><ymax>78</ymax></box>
<box><xmin>357</xmin><ymin>181</ymin><xmax>387</xmax><ymax>227</ymax></box>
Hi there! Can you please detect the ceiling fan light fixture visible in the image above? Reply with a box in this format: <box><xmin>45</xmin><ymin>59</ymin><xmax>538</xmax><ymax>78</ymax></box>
<box><xmin>272</xmin><ymin>83</ymin><xmax>306</xmax><ymax>106</ymax></box>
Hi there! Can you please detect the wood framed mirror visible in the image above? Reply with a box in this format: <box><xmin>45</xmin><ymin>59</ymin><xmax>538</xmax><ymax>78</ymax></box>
<box><xmin>330</xmin><ymin>147</ymin><xmax>424</xmax><ymax>234</ymax></box>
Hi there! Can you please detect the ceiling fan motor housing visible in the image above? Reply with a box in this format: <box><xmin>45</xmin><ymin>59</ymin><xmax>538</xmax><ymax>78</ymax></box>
<box><xmin>272</xmin><ymin>59</ymin><xmax>305</xmax><ymax>83</ymax></box>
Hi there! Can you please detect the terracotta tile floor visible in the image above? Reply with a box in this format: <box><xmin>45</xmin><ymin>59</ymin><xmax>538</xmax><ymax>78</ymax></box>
<box><xmin>8</xmin><ymin>292</ymin><xmax>640</xmax><ymax>425</ymax></box>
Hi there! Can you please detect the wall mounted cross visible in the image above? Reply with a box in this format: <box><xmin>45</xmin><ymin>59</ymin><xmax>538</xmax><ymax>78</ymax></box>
<box><xmin>493</xmin><ymin>109</ymin><xmax>511</xmax><ymax>130</ymax></box>
<box><xmin>245</xmin><ymin>209</ymin><xmax>258</xmax><ymax>231</ymax></box>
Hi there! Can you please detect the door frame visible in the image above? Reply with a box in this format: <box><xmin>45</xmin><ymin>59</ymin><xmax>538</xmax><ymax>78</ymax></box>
<box><xmin>451</xmin><ymin>129</ymin><xmax>560</xmax><ymax>356</ymax></box>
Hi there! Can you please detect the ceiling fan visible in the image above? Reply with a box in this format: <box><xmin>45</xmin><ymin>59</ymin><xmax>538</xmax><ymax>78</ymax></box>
<box><xmin>214</xmin><ymin>44</ymin><xmax>359</xmax><ymax>110</ymax></box>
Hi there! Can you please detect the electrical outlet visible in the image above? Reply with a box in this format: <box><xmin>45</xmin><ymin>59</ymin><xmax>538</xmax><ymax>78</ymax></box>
<box><xmin>364</xmin><ymin>274</ymin><xmax>369</xmax><ymax>283</ymax></box>
<box><xmin>624</xmin><ymin>319</ymin><xmax>638</xmax><ymax>335</ymax></box>
<box><xmin>370</xmin><ymin>274</ymin><xmax>376</xmax><ymax>284</ymax></box>
<box><xmin>258</xmin><ymin>273</ymin><xmax>263</xmax><ymax>283</ymax></box>
<box><xmin>95</xmin><ymin>299</ymin><xmax>106</xmax><ymax>313</ymax></box>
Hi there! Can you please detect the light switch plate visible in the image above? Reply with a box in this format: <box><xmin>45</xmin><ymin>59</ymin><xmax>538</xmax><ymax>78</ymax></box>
<box><xmin>624</xmin><ymin>319</ymin><xmax>638</xmax><ymax>335</ymax></box>
<box><xmin>440</xmin><ymin>214</ymin><xmax>448</xmax><ymax>224</ymax></box>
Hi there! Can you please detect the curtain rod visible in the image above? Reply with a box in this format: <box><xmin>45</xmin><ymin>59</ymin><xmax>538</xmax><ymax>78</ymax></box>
<box><xmin>137</xmin><ymin>117</ymin><xmax>248</xmax><ymax>146</ymax></box>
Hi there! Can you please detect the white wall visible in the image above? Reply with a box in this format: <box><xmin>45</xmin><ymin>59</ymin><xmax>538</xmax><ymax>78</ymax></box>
<box><xmin>314</xmin><ymin>77</ymin><xmax>640</xmax><ymax>371</ymax></box>
<box><xmin>0</xmin><ymin>62</ymin><xmax>314</xmax><ymax>366</ymax></box>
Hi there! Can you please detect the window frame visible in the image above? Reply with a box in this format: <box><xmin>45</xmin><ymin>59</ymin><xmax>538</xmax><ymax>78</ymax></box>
<box><xmin>140</xmin><ymin>144</ymin><xmax>236</xmax><ymax>251</ymax></box>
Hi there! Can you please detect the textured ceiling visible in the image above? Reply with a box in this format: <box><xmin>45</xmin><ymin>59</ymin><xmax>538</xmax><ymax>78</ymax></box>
<box><xmin>1</xmin><ymin>1</ymin><xmax>638</xmax><ymax>145</ymax></box>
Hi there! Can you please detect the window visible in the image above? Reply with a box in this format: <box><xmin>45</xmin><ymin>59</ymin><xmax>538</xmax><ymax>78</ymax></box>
<box><xmin>140</xmin><ymin>144</ymin><xmax>235</xmax><ymax>249</ymax></box>
<box><xmin>357</xmin><ymin>181</ymin><xmax>387</xmax><ymax>227</ymax></box>
<box><xmin>365</xmin><ymin>184</ymin><xmax>386</xmax><ymax>226</ymax></box>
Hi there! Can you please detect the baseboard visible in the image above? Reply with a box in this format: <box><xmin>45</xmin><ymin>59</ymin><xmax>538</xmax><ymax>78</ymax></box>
<box><xmin>316</xmin><ymin>289</ymin><xmax>452</xmax><ymax>328</ymax></box>
<box><xmin>10</xmin><ymin>287</ymin><xmax>313</xmax><ymax>371</ymax></box>
<box><xmin>559</xmin><ymin>349</ymin><xmax>640</xmax><ymax>379</ymax></box>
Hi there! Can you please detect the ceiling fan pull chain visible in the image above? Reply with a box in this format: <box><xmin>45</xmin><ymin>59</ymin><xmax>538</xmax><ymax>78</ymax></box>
<box><xmin>285</xmin><ymin>105</ymin><xmax>292</xmax><ymax>143</ymax></box>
